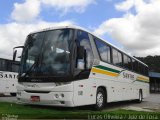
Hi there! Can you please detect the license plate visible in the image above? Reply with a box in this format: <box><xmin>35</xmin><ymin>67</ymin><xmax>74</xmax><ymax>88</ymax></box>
<box><xmin>31</xmin><ymin>96</ymin><xmax>40</xmax><ymax>102</ymax></box>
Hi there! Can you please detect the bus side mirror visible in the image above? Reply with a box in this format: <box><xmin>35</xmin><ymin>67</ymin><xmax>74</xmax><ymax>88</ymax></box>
<box><xmin>77</xmin><ymin>46</ymin><xmax>86</xmax><ymax>70</ymax></box>
<box><xmin>13</xmin><ymin>46</ymin><xmax>24</xmax><ymax>61</ymax></box>
<box><xmin>77</xmin><ymin>46</ymin><xmax>85</xmax><ymax>59</ymax></box>
<box><xmin>13</xmin><ymin>50</ymin><xmax>17</xmax><ymax>61</ymax></box>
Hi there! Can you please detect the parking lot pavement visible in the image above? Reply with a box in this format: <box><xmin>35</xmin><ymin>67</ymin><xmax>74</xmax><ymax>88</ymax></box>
<box><xmin>0</xmin><ymin>93</ymin><xmax>159</xmax><ymax>112</ymax></box>
<box><xmin>131</xmin><ymin>93</ymin><xmax>160</xmax><ymax>112</ymax></box>
<box><xmin>144</xmin><ymin>93</ymin><xmax>160</xmax><ymax>104</ymax></box>
<box><xmin>107</xmin><ymin>93</ymin><xmax>160</xmax><ymax>112</ymax></box>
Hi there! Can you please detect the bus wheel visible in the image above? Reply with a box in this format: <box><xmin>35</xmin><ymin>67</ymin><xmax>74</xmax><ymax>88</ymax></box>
<box><xmin>137</xmin><ymin>90</ymin><xmax>142</xmax><ymax>103</ymax></box>
<box><xmin>10</xmin><ymin>93</ymin><xmax>16</xmax><ymax>96</ymax></box>
<box><xmin>94</xmin><ymin>88</ymin><xmax>106</xmax><ymax>110</ymax></box>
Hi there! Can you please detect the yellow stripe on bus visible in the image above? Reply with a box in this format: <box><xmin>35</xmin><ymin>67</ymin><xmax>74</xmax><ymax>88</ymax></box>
<box><xmin>91</xmin><ymin>68</ymin><xmax>119</xmax><ymax>77</ymax></box>
<box><xmin>137</xmin><ymin>76</ymin><xmax>149</xmax><ymax>82</ymax></box>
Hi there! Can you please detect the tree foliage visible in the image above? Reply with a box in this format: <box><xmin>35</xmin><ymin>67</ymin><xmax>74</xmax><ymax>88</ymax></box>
<box><xmin>136</xmin><ymin>56</ymin><xmax>160</xmax><ymax>72</ymax></box>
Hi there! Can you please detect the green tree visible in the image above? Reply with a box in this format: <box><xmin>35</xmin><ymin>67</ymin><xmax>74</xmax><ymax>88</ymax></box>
<box><xmin>136</xmin><ymin>56</ymin><xmax>160</xmax><ymax>72</ymax></box>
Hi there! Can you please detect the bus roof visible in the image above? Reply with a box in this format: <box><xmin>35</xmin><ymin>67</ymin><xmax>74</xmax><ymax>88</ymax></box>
<box><xmin>29</xmin><ymin>25</ymin><xmax>148</xmax><ymax>67</ymax></box>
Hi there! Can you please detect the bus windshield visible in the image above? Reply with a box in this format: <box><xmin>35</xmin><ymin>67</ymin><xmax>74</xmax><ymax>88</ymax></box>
<box><xmin>20</xmin><ymin>29</ymin><xmax>73</xmax><ymax>78</ymax></box>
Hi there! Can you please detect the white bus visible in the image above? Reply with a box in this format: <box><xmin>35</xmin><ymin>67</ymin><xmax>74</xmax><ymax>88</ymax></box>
<box><xmin>14</xmin><ymin>26</ymin><xmax>149</xmax><ymax>110</ymax></box>
<box><xmin>0</xmin><ymin>58</ymin><xmax>19</xmax><ymax>96</ymax></box>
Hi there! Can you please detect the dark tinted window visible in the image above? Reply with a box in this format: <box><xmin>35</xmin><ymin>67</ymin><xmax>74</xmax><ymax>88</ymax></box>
<box><xmin>95</xmin><ymin>39</ymin><xmax>111</xmax><ymax>63</ymax></box>
<box><xmin>112</xmin><ymin>48</ymin><xmax>123</xmax><ymax>67</ymax></box>
<box><xmin>21</xmin><ymin>32</ymin><xmax>45</xmax><ymax>73</ymax></box>
<box><xmin>145</xmin><ymin>67</ymin><xmax>149</xmax><ymax>76</ymax></box>
<box><xmin>0</xmin><ymin>59</ymin><xmax>6</xmax><ymax>71</ymax></box>
<box><xmin>0</xmin><ymin>60</ymin><xmax>12</xmax><ymax>71</ymax></box>
<box><xmin>12</xmin><ymin>63</ymin><xmax>19</xmax><ymax>72</ymax></box>
<box><xmin>139</xmin><ymin>63</ymin><xmax>144</xmax><ymax>75</ymax></box>
<box><xmin>123</xmin><ymin>54</ymin><xmax>132</xmax><ymax>70</ymax></box>
<box><xmin>40</xmin><ymin>29</ymin><xmax>73</xmax><ymax>75</ymax></box>
<box><xmin>139</xmin><ymin>63</ymin><xmax>148</xmax><ymax>75</ymax></box>
<box><xmin>123</xmin><ymin>54</ymin><xmax>128</xmax><ymax>68</ymax></box>
<box><xmin>0</xmin><ymin>59</ymin><xmax>19</xmax><ymax>72</ymax></box>
<box><xmin>77</xmin><ymin>31</ymin><xmax>94</xmax><ymax>69</ymax></box>
<box><xmin>128</xmin><ymin>57</ymin><xmax>132</xmax><ymax>70</ymax></box>
<box><xmin>132</xmin><ymin>59</ymin><xmax>139</xmax><ymax>72</ymax></box>
<box><xmin>118</xmin><ymin>52</ymin><xmax>123</xmax><ymax>66</ymax></box>
<box><xmin>6</xmin><ymin>61</ymin><xmax>12</xmax><ymax>71</ymax></box>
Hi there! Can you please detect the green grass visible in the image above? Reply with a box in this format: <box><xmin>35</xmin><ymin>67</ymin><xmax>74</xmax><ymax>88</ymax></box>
<box><xmin>0</xmin><ymin>102</ymin><xmax>160</xmax><ymax>119</ymax></box>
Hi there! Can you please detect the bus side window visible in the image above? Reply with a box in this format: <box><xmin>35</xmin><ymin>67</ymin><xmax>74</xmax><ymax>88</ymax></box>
<box><xmin>139</xmin><ymin>63</ymin><xmax>144</xmax><ymax>75</ymax></box>
<box><xmin>127</xmin><ymin>57</ymin><xmax>132</xmax><ymax>70</ymax></box>
<box><xmin>123</xmin><ymin>54</ymin><xmax>128</xmax><ymax>69</ymax></box>
<box><xmin>142</xmin><ymin>65</ymin><xmax>146</xmax><ymax>75</ymax></box>
<box><xmin>0</xmin><ymin>59</ymin><xmax>2</xmax><ymax>71</ymax></box>
<box><xmin>12</xmin><ymin>63</ymin><xmax>19</xmax><ymax>72</ymax></box>
<box><xmin>132</xmin><ymin>59</ymin><xmax>139</xmax><ymax>73</ymax></box>
<box><xmin>112</xmin><ymin>48</ymin><xmax>123</xmax><ymax>67</ymax></box>
<box><xmin>0</xmin><ymin>59</ymin><xmax>6</xmax><ymax>71</ymax></box>
<box><xmin>123</xmin><ymin>54</ymin><xmax>132</xmax><ymax>71</ymax></box>
<box><xmin>77</xmin><ymin>30</ymin><xmax>94</xmax><ymax>69</ymax></box>
<box><xmin>94</xmin><ymin>38</ymin><xmax>111</xmax><ymax>63</ymax></box>
<box><xmin>145</xmin><ymin>67</ymin><xmax>149</xmax><ymax>76</ymax></box>
<box><xmin>141</xmin><ymin>64</ymin><xmax>147</xmax><ymax>76</ymax></box>
<box><xmin>6</xmin><ymin>60</ymin><xmax>12</xmax><ymax>72</ymax></box>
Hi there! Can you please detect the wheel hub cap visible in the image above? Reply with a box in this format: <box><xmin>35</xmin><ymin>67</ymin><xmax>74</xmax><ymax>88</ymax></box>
<box><xmin>97</xmin><ymin>92</ymin><xmax>103</xmax><ymax>107</ymax></box>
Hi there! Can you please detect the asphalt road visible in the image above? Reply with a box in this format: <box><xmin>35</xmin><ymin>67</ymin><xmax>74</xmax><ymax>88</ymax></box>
<box><xmin>132</xmin><ymin>93</ymin><xmax>160</xmax><ymax>112</ymax></box>
<box><xmin>105</xmin><ymin>93</ymin><xmax>160</xmax><ymax>112</ymax></box>
<box><xmin>0</xmin><ymin>93</ymin><xmax>160</xmax><ymax>112</ymax></box>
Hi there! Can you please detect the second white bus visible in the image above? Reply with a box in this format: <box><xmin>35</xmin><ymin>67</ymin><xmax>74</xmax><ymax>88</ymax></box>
<box><xmin>0</xmin><ymin>58</ymin><xmax>19</xmax><ymax>96</ymax></box>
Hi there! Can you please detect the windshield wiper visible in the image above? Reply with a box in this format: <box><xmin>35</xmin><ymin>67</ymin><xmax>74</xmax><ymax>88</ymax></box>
<box><xmin>21</xmin><ymin>57</ymin><xmax>39</xmax><ymax>78</ymax></box>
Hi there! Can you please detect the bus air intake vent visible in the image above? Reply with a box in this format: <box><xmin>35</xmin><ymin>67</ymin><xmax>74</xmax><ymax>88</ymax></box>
<box><xmin>25</xmin><ymin>90</ymin><xmax>50</xmax><ymax>93</ymax></box>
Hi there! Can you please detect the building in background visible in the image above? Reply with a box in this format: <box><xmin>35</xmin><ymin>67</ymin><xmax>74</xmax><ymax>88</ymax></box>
<box><xmin>149</xmin><ymin>72</ymin><xmax>160</xmax><ymax>93</ymax></box>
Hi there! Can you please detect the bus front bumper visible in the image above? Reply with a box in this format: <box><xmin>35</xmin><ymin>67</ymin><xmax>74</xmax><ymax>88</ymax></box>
<box><xmin>16</xmin><ymin>91</ymin><xmax>75</xmax><ymax>107</ymax></box>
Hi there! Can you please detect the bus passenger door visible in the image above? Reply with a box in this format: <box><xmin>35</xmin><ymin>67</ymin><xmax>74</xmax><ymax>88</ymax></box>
<box><xmin>73</xmin><ymin>30</ymin><xmax>95</xmax><ymax>106</ymax></box>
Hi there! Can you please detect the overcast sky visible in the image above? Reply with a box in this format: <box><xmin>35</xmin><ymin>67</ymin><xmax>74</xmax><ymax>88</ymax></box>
<box><xmin>0</xmin><ymin>0</ymin><xmax>160</xmax><ymax>60</ymax></box>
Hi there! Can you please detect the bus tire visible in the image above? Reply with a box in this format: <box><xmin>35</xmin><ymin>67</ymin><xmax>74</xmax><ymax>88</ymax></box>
<box><xmin>10</xmin><ymin>93</ymin><xmax>16</xmax><ymax>96</ymax></box>
<box><xmin>137</xmin><ymin>90</ymin><xmax>142</xmax><ymax>103</ymax></box>
<box><xmin>94</xmin><ymin>88</ymin><xmax>106</xmax><ymax>110</ymax></box>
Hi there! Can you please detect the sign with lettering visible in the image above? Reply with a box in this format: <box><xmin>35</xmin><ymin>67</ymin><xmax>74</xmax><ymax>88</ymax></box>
<box><xmin>123</xmin><ymin>72</ymin><xmax>135</xmax><ymax>80</ymax></box>
<box><xmin>0</xmin><ymin>71</ymin><xmax>18</xmax><ymax>79</ymax></box>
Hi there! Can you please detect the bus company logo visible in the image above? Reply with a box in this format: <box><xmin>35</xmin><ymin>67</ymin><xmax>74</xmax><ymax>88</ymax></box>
<box><xmin>0</xmin><ymin>72</ymin><xmax>17</xmax><ymax>79</ymax></box>
<box><xmin>123</xmin><ymin>72</ymin><xmax>134</xmax><ymax>80</ymax></box>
